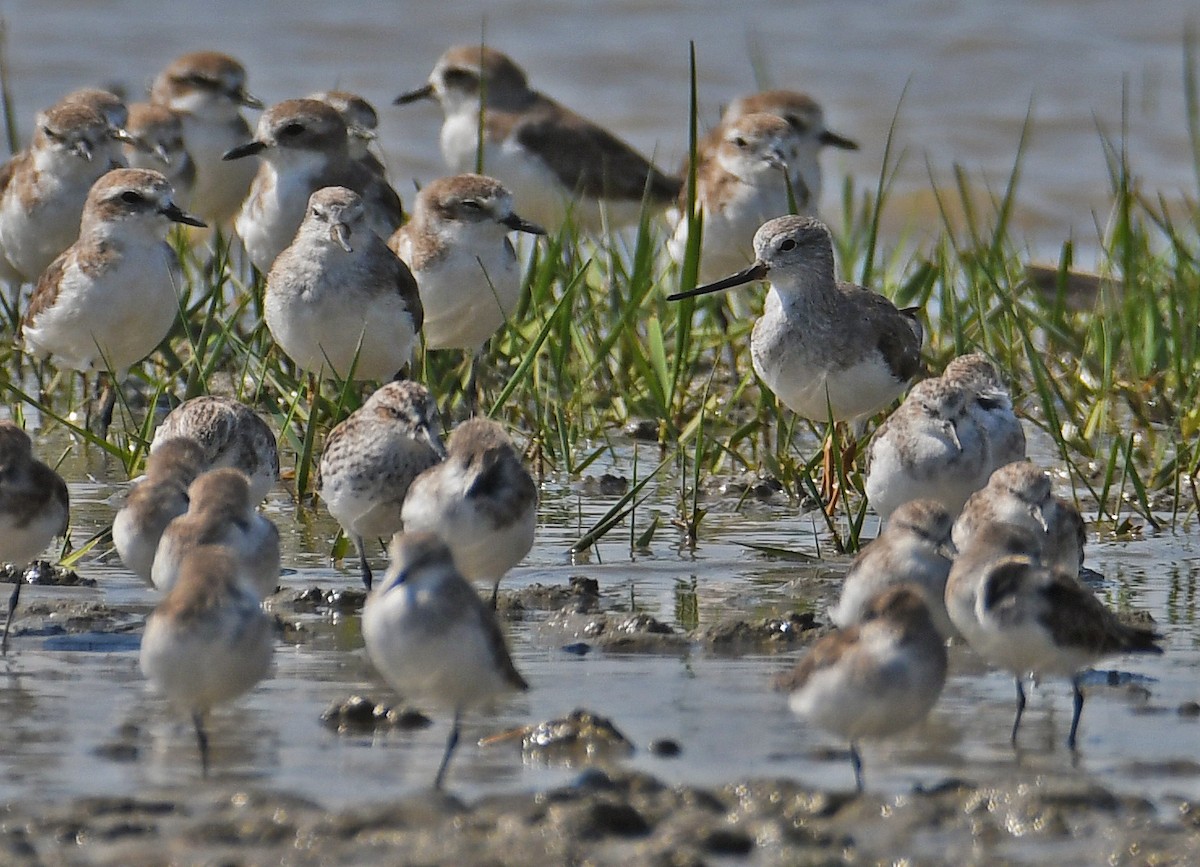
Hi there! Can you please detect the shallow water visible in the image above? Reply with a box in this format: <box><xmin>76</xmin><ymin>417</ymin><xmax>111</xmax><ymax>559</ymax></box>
<box><xmin>0</xmin><ymin>0</ymin><xmax>1195</xmax><ymax>257</ymax></box>
<box><xmin>2</xmin><ymin>428</ymin><xmax>1199</xmax><ymax>855</ymax></box>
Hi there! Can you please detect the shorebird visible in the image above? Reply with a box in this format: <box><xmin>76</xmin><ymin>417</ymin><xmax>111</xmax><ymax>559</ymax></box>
<box><xmin>308</xmin><ymin>90</ymin><xmax>386</xmax><ymax>178</ymax></box>
<box><xmin>150</xmin><ymin>395</ymin><xmax>279</xmax><ymax>505</ymax></box>
<box><xmin>946</xmin><ymin>523</ymin><xmax>1162</xmax><ymax>748</ymax></box>
<box><xmin>264</xmin><ymin>186</ymin><xmax>422</xmax><ymax>382</ymax></box>
<box><xmin>124</xmin><ymin>102</ymin><xmax>196</xmax><ymax>208</ymax></box>
<box><xmin>389</xmin><ymin>173</ymin><xmax>544</xmax><ymax>351</ymax></box>
<box><xmin>864</xmin><ymin>376</ymin><xmax>990</xmax><ymax>521</ymax></box>
<box><xmin>0</xmin><ymin>421</ymin><xmax>69</xmax><ymax>654</ymax></box>
<box><xmin>19</xmin><ymin>168</ymin><xmax>205</xmax><ymax>434</ymax></box>
<box><xmin>668</xmin><ymin>215</ymin><xmax>922</xmax><ymax>503</ymax></box>
<box><xmin>953</xmin><ymin>461</ymin><xmax>1085</xmax><ymax>576</ymax></box>
<box><xmin>668</xmin><ymin>112</ymin><xmax>805</xmax><ymax>284</ymax></box>
<box><xmin>151</xmin><ymin>468</ymin><xmax>280</xmax><ymax>598</ymax></box>
<box><xmin>361</xmin><ymin>531</ymin><xmax>528</xmax><ymax>788</ymax></box>
<box><xmin>140</xmin><ymin>543</ymin><xmax>274</xmax><ymax>776</ymax></box>
<box><xmin>317</xmin><ymin>380</ymin><xmax>446</xmax><ymax>591</ymax></box>
<box><xmin>0</xmin><ymin>101</ymin><xmax>127</xmax><ymax>284</ymax></box>
<box><xmin>395</xmin><ymin>45</ymin><xmax>681</xmax><ymax>232</ymax></box>
<box><xmin>777</xmin><ymin>585</ymin><xmax>947</xmax><ymax>792</ymax></box>
<box><xmin>401</xmin><ymin>417</ymin><xmax>537</xmax><ymax>607</ymax></box>
<box><xmin>149</xmin><ymin>51</ymin><xmax>262</xmax><ymax>227</ymax></box>
<box><xmin>226</xmin><ymin>98</ymin><xmax>404</xmax><ymax>273</ymax></box>
<box><xmin>114</xmin><ymin>437</ymin><xmax>207</xmax><ymax>586</ymax></box>
<box><xmin>830</xmin><ymin>498</ymin><xmax>956</xmax><ymax>639</ymax></box>
<box><xmin>694</xmin><ymin>89</ymin><xmax>858</xmax><ymax>215</ymax></box>
<box><xmin>941</xmin><ymin>352</ymin><xmax>1026</xmax><ymax>476</ymax></box>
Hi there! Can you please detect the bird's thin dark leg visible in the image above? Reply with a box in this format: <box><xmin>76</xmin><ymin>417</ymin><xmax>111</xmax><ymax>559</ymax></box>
<box><xmin>1067</xmin><ymin>675</ymin><xmax>1085</xmax><ymax>750</ymax></box>
<box><xmin>434</xmin><ymin>709</ymin><xmax>462</xmax><ymax>790</ymax></box>
<box><xmin>490</xmin><ymin>579</ymin><xmax>500</xmax><ymax>611</ymax></box>
<box><xmin>849</xmin><ymin>741</ymin><xmax>864</xmax><ymax>794</ymax></box>
<box><xmin>94</xmin><ymin>374</ymin><xmax>117</xmax><ymax>438</ymax></box>
<box><xmin>2</xmin><ymin>576</ymin><xmax>23</xmax><ymax>655</ymax></box>
<box><xmin>1010</xmin><ymin>677</ymin><xmax>1027</xmax><ymax>746</ymax></box>
<box><xmin>193</xmin><ymin>711</ymin><xmax>210</xmax><ymax>778</ymax></box>
<box><xmin>356</xmin><ymin>535</ymin><xmax>373</xmax><ymax>592</ymax></box>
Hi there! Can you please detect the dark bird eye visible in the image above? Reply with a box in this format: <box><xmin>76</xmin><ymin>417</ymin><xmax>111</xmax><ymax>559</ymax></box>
<box><xmin>280</xmin><ymin>122</ymin><xmax>305</xmax><ymax>137</ymax></box>
<box><xmin>462</xmin><ymin>199</ymin><xmax>482</xmax><ymax>210</ymax></box>
<box><xmin>443</xmin><ymin>69</ymin><xmax>480</xmax><ymax>90</ymax></box>
<box><xmin>780</xmin><ymin>239</ymin><xmax>796</xmax><ymax>252</ymax></box>
<box><xmin>734</xmin><ymin>136</ymin><xmax>748</xmax><ymax>148</ymax></box>
<box><xmin>120</xmin><ymin>190</ymin><xmax>144</xmax><ymax>205</ymax></box>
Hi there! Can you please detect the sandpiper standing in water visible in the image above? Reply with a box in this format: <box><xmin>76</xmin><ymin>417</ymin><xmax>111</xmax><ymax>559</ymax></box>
<box><xmin>362</xmin><ymin>532</ymin><xmax>528</xmax><ymax>789</ymax></box>
<box><xmin>150</xmin><ymin>395</ymin><xmax>279</xmax><ymax>505</ymax></box>
<box><xmin>401</xmin><ymin>417</ymin><xmax>538</xmax><ymax>607</ymax></box>
<box><xmin>669</xmin><ymin>215</ymin><xmax>922</xmax><ymax>503</ymax></box>
<box><xmin>777</xmin><ymin>585</ymin><xmax>946</xmax><ymax>792</ymax></box>
<box><xmin>140</xmin><ymin>543</ymin><xmax>274</xmax><ymax>776</ymax></box>
<box><xmin>317</xmin><ymin>381</ymin><xmax>446</xmax><ymax>591</ymax></box>
<box><xmin>0</xmin><ymin>421</ymin><xmax>69</xmax><ymax>654</ymax></box>
<box><xmin>395</xmin><ymin>45</ymin><xmax>681</xmax><ymax>232</ymax></box>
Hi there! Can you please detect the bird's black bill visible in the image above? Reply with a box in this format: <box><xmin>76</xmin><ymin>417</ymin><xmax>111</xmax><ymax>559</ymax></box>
<box><xmin>820</xmin><ymin>129</ymin><xmax>859</xmax><ymax>151</ymax></box>
<box><xmin>161</xmin><ymin>203</ymin><xmax>208</xmax><ymax>227</ymax></box>
<box><xmin>501</xmin><ymin>213</ymin><xmax>546</xmax><ymax>235</ymax></box>
<box><xmin>222</xmin><ymin>141</ymin><xmax>267</xmax><ymax>160</ymax></box>
<box><xmin>666</xmin><ymin>261</ymin><xmax>769</xmax><ymax>301</ymax></box>
<box><xmin>394</xmin><ymin>84</ymin><xmax>435</xmax><ymax>105</ymax></box>
<box><xmin>235</xmin><ymin>89</ymin><xmax>265</xmax><ymax>110</ymax></box>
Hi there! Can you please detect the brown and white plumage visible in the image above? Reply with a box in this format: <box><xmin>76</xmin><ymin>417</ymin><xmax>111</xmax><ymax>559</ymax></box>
<box><xmin>777</xmin><ymin>585</ymin><xmax>946</xmax><ymax>792</ymax></box>
<box><xmin>401</xmin><ymin>417</ymin><xmax>538</xmax><ymax>606</ymax></box>
<box><xmin>308</xmin><ymin>89</ymin><xmax>385</xmax><ymax>178</ymax></box>
<box><xmin>151</xmin><ymin>468</ymin><xmax>280</xmax><ymax>598</ymax></box>
<box><xmin>317</xmin><ymin>380</ymin><xmax>445</xmax><ymax>591</ymax></box>
<box><xmin>150</xmin><ymin>395</ymin><xmax>279</xmax><ymax>505</ymax></box>
<box><xmin>140</xmin><ymin>543</ymin><xmax>273</xmax><ymax>775</ymax></box>
<box><xmin>362</xmin><ymin>531</ymin><xmax>527</xmax><ymax>788</ymax></box>
<box><xmin>389</xmin><ymin>173</ymin><xmax>544</xmax><ymax>350</ymax></box>
<box><xmin>113</xmin><ymin>437</ymin><xmax>207</xmax><ymax>585</ymax></box>
<box><xmin>149</xmin><ymin>51</ymin><xmax>262</xmax><ymax>226</ymax></box>
<box><xmin>395</xmin><ymin>45</ymin><xmax>680</xmax><ymax>231</ymax></box>
<box><xmin>227</xmin><ymin>98</ymin><xmax>404</xmax><ymax>273</ymax></box>
<box><xmin>265</xmin><ymin>186</ymin><xmax>422</xmax><ymax>381</ymax></box>
<box><xmin>0</xmin><ymin>421</ymin><xmax>69</xmax><ymax>653</ymax></box>
<box><xmin>124</xmin><ymin>102</ymin><xmax>196</xmax><ymax>208</ymax></box>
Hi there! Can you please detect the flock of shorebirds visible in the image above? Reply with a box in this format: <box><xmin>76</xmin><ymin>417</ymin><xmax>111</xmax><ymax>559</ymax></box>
<box><xmin>0</xmin><ymin>44</ymin><xmax>1167</xmax><ymax>793</ymax></box>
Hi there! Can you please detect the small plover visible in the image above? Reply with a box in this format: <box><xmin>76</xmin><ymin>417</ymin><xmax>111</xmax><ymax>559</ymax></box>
<box><xmin>361</xmin><ymin>531</ymin><xmax>528</xmax><ymax>788</ymax></box>
<box><xmin>695</xmin><ymin>89</ymin><xmax>858</xmax><ymax>213</ymax></box>
<box><xmin>830</xmin><ymin>498</ymin><xmax>956</xmax><ymax>639</ymax></box>
<box><xmin>401</xmin><ymin>417</ymin><xmax>537</xmax><ymax>606</ymax></box>
<box><xmin>140</xmin><ymin>543</ymin><xmax>274</xmax><ymax>776</ymax></box>
<box><xmin>150</xmin><ymin>395</ymin><xmax>279</xmax><ymax>504</ymax></box>
<box><xmin>149</xmin><ymin>51</ymin><xmax>262</xmax><ymax>227</ymax></box>
<box><xmin>946</xmin><ymin>524</ymin><xmax>1161</xmax><ymax>748</ymax></box>
<box><xmin>395</xmin><ymin>45</ymin><xmax>681</xmax><ymax>231</ymax></box>
<box><xmin>777</xmin><ymin>585</ymin><xmax>946</xmax><ymax>792</ymax></box>
<box><xmin>0</xmin><ymin>421</ymin><xmax>69</xmax><ymax>653</ymax></box>
<box><xmin>226</xmin><ymin>98</ymin><xmax>404</xmax><ymax>273</ymax></box>
<box><xmin>669</xmin><ymin>112</ymin><xmax>804</xmax><ymax>284</ymax></box>
<box><xmin>0</xmin><ymin>101</ymin><xmax>127</xmax><ymax>283</ymax></box>
<box><xmin>941</xmin><ymin>352</ymin><xmax>1026</xmax><ymax>475</ymax></box>
<box><xmin>151</xmin><ymin>468</ymin><xmax>280</xmax><ymax>598</ymax></box>
<box><xmin>114</xmin><ymin>437</ymin><xmax>207</xmax><ymax>586</ymax></box>
<box><xmin>265</xmin><ymin>186</ymin><xmax>422</xmax><ymax>381</ymax></box>
<box><xmin>389</xmin><ymin>173</ymin><xmax>544</xmax><ymax>351</ymax></box>
<box><xmin>316</xmin><ymin>380</ymin><xmax>446</xmax><ymax>590</ymax></box>
<box><xmin>308</xmin><ymin>90</ymin><xmax>386</xmax><ymax>178</ymax></box>
<box><xmin>124</xmin><ymin>102</ymin><xmax>196</xmax><ymax>208</ymax></box>
<box><xmin>864</xmin><ymin>376</ymin><xmax>990</xmax><ymax>520</ymax></box>
<box><xmin>952</xmin><ymin>460</ymin><xmax>1085</xmax><ymax>576</ymax></box>
<box><xmin>19</xmin><ymin>168</ymin><xmax>205</xmax><ymax>432</ymax></box>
